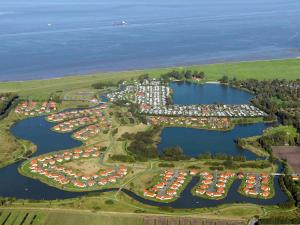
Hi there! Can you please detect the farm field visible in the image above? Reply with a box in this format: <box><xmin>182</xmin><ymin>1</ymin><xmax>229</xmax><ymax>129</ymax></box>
<box><xmin>0</xmin><ymin>210</ymin><xmax>45</xmax><ymax>225</ymax></box>
<box><xmin>0</xmin><ymin>208</ymin><xmax>248</xmax><ymax>225</ymax></box>
<box><xmin>273</xmin><ymin>146</ymin><xmax>300</xmax><ymax>174</ymax></box>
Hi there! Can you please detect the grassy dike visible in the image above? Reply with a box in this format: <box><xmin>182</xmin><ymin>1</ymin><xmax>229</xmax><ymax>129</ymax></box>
<box><xmin>1</xmin><ymin>58</ymin><xmax>299</xmax><ymax>100</ymax></box>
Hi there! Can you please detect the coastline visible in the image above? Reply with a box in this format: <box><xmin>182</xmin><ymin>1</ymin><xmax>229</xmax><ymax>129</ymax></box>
<box><xmin>1</xmin><ymin>57</ymin><xmax>299</xmax><ymax>83</ymax></box>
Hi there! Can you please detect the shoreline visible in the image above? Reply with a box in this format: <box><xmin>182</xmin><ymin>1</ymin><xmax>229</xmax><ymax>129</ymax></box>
<box><xmin>1</xmin><ymin>57</ymin><xmax>299</xmax><ymax>83</ymax></box>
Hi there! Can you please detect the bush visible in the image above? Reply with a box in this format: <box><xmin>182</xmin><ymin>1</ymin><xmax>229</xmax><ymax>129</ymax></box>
<box><xmin>110</xmin><ymin>154</ymin><xmax>135</xmax><ymax>163</ymax></box>
<box><xmin>158</xmin><ymin>162</ymin><xmax>175</xmax><ymax>167</ymax></box>
<box><xmin>105</xmin><ymin>199</ymin><xmax>114</xmax><ymax>205</ymax></box>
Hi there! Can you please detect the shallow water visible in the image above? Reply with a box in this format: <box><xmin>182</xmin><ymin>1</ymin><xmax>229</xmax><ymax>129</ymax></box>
<box><xmin>1</xmin><ymin>0</ymin><xmax>300</xmax><ymax>81</ymax></box>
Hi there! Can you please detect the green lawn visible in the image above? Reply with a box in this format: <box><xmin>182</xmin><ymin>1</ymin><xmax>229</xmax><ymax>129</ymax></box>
<box><xmin>264</xmin><ymin>125</ymin><xmax>297</xmax><ymax>137</ymax></box>
<box><xmin>0</xmin><ymin>58</ymin><xmax>299</xmax><ymax>100</ymax></box>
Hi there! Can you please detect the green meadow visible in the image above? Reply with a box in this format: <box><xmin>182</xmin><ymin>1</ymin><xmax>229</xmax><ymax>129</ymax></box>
<box><xmin>0</xmin><ymin>58</ymin><xmax>299</xmax><ymax>100</ymax></box>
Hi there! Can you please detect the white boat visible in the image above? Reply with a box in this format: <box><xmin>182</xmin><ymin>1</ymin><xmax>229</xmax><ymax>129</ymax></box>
<box><xmin>113</xmin><ymin>20</ymin><xmax>127</xmax><ymax>26</ymax></box>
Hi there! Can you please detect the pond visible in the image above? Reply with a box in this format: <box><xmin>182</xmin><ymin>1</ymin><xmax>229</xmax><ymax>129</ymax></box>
<box><xmin>0</xmin><ymin>83</ymin><xmax>289</xmax><ymax>207</ymax></box>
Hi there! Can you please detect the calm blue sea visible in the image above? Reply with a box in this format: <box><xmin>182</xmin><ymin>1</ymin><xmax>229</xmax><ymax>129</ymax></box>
<box><xmin>1</xmin><ymin>0</ymin><xmax>300</xmax><ymax>81</ymax></box>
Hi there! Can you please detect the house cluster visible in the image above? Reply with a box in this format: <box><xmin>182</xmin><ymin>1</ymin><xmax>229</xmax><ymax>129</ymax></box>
<box><xmin>15</xmin><ymin>101</ymin><xmax>57</xmax><ymax>116</ymax></box>
<box><xmin>47</xmin><ymin>105</ymin><xmax>107</xmax><ymax>122</ymax></box>
<box><xmin>106</xmin><ymin>84</ymin><xmax>136</xmax><ymax>102</ymax></box>
<box><xmin>72</xmin><ymin>118</ymin><xmax>110</xmax><ymax>141</ymax></box>
<box><xmin>28</xmin><ymin>146</ymin><xmax>127</xmax><ymax>189</ymax></box>
<box><xmin>141</xmin><ymin>104</ymin><xmax>267</xmax><ymax>118</ymax></box>
<box><xmin>107</xmin><ymin>79</ymin><xmax>170</xmax><ymax>106</ymax></box>
<box><xmin>52</xmin><ymin>116</ymin><xmax>100</xmax><ymax>133</ymax></box>
<box><xmin>194</xmin><ymin>171</ymin><xmax>235</xmax><ymax>198</ymax></box>
<box><xmin>135</xmin><ymin>81</ymin><xmax>170</xmax><ymax>106</ymax></box>
<box><xmin>143</xmin><ymin>169</ymin><xmax>187</xmax><ymax>201</ymax></box>
<box><xmin>148</xmin><ymin>116</ymin><xmax>230</xmax><ymax>129</ymax></box>
<box><xmin>239</xmin><ymin>172</ymin><xmax>271</xmax><ymax>198</ymax></box>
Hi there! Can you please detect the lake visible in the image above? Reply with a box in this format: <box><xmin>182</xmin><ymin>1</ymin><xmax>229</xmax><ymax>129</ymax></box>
<box><xmin>170</xmin><ymin>82</ymin><xmax>253</xmax><ymax>105</ymax></box>
<box><xmin>1</xmin><ymin>0</ymin><xmax>300</xmax><ymax>81</ymax></box>
<box><xmin>158</xmin><ymin>82</ymin><xmax>267</xmax><ymax>159</ymax></box>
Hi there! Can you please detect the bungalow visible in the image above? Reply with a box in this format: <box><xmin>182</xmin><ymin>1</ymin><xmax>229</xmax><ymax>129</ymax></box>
<box><xmin>261</xmin><ymin>185</ymin><xmax>270</xmax><ymax>191</ymax></box>
<box><xmin>144</xmin><ymin>190</ymin><xmax>156</xmax><ymax>198</ymax></box>
<box><xmin>213</xmin><ymin>192</ymin><xmax>223</xmax><ymax>197</ymax></box>
<box><xmin>196</xmin><ymin>188</ymin><xmax>206</xmax><ymax>195</ymax></box>
<box><xmin>156</xmin><ymin>195</ymin><xmax>173</xmax><ymax>201</ymax></box>
<box><xmin>73</xmin><ymin>181</ymin><xmax>86</xmax><ymax>188</ymax></box>
<box><xmin>108</xmin><ymin>177</ymin><xmax>117</xmax><ymax>183</ymax></box>
<box><xmin>248</xmin><ymin>190</ymin><xmax>258</xmax><ymax>195</ymax></box>
<box><xmin>261</xmin><ymin>191</ymin><xmax>270</xmax><ymax>198</ymax></box>
<box><xmin>166</xmin><ymin>189</ymin><xmax>177</xmax><ymax>196</ymax></box>
<box><xmin>216</xmin><ymin>182</ymin><xmax>226</xmax><ymax>188</ymax></box>
<box><xmin>217</xmin><ymin>187</ymin><xmax>225</xmax><ymax>194</ymax></box>
<box><xmin>98</xmin><ymin>178</ymin><xmax>108</xmax><ymax>186</ymax></box>
<box><xmin>155</xmin><ymin>182</ymin><xmax>167</xmax><ymax>189</ymax></box>
<box><xmin>202</xmin><ymin>179</ymin><xmax>212</xmax><ymax>185</ymax></box>
<box><xmin>88</xmin><ymin>180</ymin><xmax>96</xmax><ymax>187</ymax></box>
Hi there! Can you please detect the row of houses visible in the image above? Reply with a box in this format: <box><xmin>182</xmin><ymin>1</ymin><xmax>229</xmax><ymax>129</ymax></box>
<box><xmin>28</xmin><ymin>146</ymin><xmax>127</xmax><ymax>189</ymax></box>
<box><xmin>240</xmin><ymin>173</ymin><xmax>271</xmax><ymax>198</ymax></box>
<box><xmin>47</xmin><ymin>104</ymin><xmax>107</xmax><ymax>122</ymax></box>
<box><xmin>194</xmin><ymin>171</ymin><xmax>235</xmax><ymax>198</ymax></box>
<box><xmin>143</xmin><ymin>169</ymin><xmax>188</xmax><ymax>201</ymax></box>
<box><xmin>72</xmin><ymin>119</ymin><xmax>111</xmax><ymax>141</ymax></box>
<box><xmin>52</xmin><ymin>116</ymin><xmax>100</xmax><ymax>133</ymax></box>
<box><xmin>15</xmin><ymin>101</ymin><xmax>57</xmax><ymax>116</ymax></box>
<box><xmin>148</xmin><ymin>116</ymin><xmax>231</xmax><ymax>129</ymax></box>
<box><xmin>140</xmin><ymin>104</ymin><xmax>267</xmax><ymax>117</ymax></box>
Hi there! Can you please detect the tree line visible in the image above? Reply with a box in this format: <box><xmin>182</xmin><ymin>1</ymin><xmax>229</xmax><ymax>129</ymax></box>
<box><xmin>161</xmin><ymin>70</ymin><xmax>205</xmax><ymax>81</ymax></box>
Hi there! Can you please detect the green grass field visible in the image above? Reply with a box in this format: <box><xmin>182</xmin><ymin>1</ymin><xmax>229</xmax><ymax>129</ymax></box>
<box><xmin>0</xmin><ymin>210</ymin><xmax>45</xmax><ymax>225</ymax></box>
<box><xmin>0</xmin><ymin>58</ymin><xmax>299</xmax><ymax>100</ymax></box>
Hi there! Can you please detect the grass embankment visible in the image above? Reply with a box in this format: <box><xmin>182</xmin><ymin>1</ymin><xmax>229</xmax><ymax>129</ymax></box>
<box><xmin>1</xmin><ymin>59</ymin><xmax>299</xmax><ymax>100</ymax></box>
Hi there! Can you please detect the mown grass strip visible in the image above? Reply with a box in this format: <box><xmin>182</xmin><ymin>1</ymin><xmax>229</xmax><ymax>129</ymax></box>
<box><xmin>22</xmin><ymin>214</ymin><xmax>35</xmax><ymax>225</ymax></box>
<box><xmin>1</xmin><ymin>212</ymin><xmax>11</xmax><ymax>225</ymax></box>
<box><xmin>29</xmin><ymin>215</ymin><xmax>37</xmax><ymax>225</ymax></box>
<box><xmin>5</xmin><ymin>212</ymin><xmax>18</xmax><ymax>225</ymax></box>
<box><xmin>18</xmin><ymin>213</ymin><xmax>29</xmax><ymax>225</ymax></box>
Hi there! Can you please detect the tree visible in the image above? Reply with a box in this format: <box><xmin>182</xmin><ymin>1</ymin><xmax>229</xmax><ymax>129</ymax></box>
<box><xmin>219</xmin><ymin>75</ymin><xmax>229</xmax><ymax>83</ymax></box>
